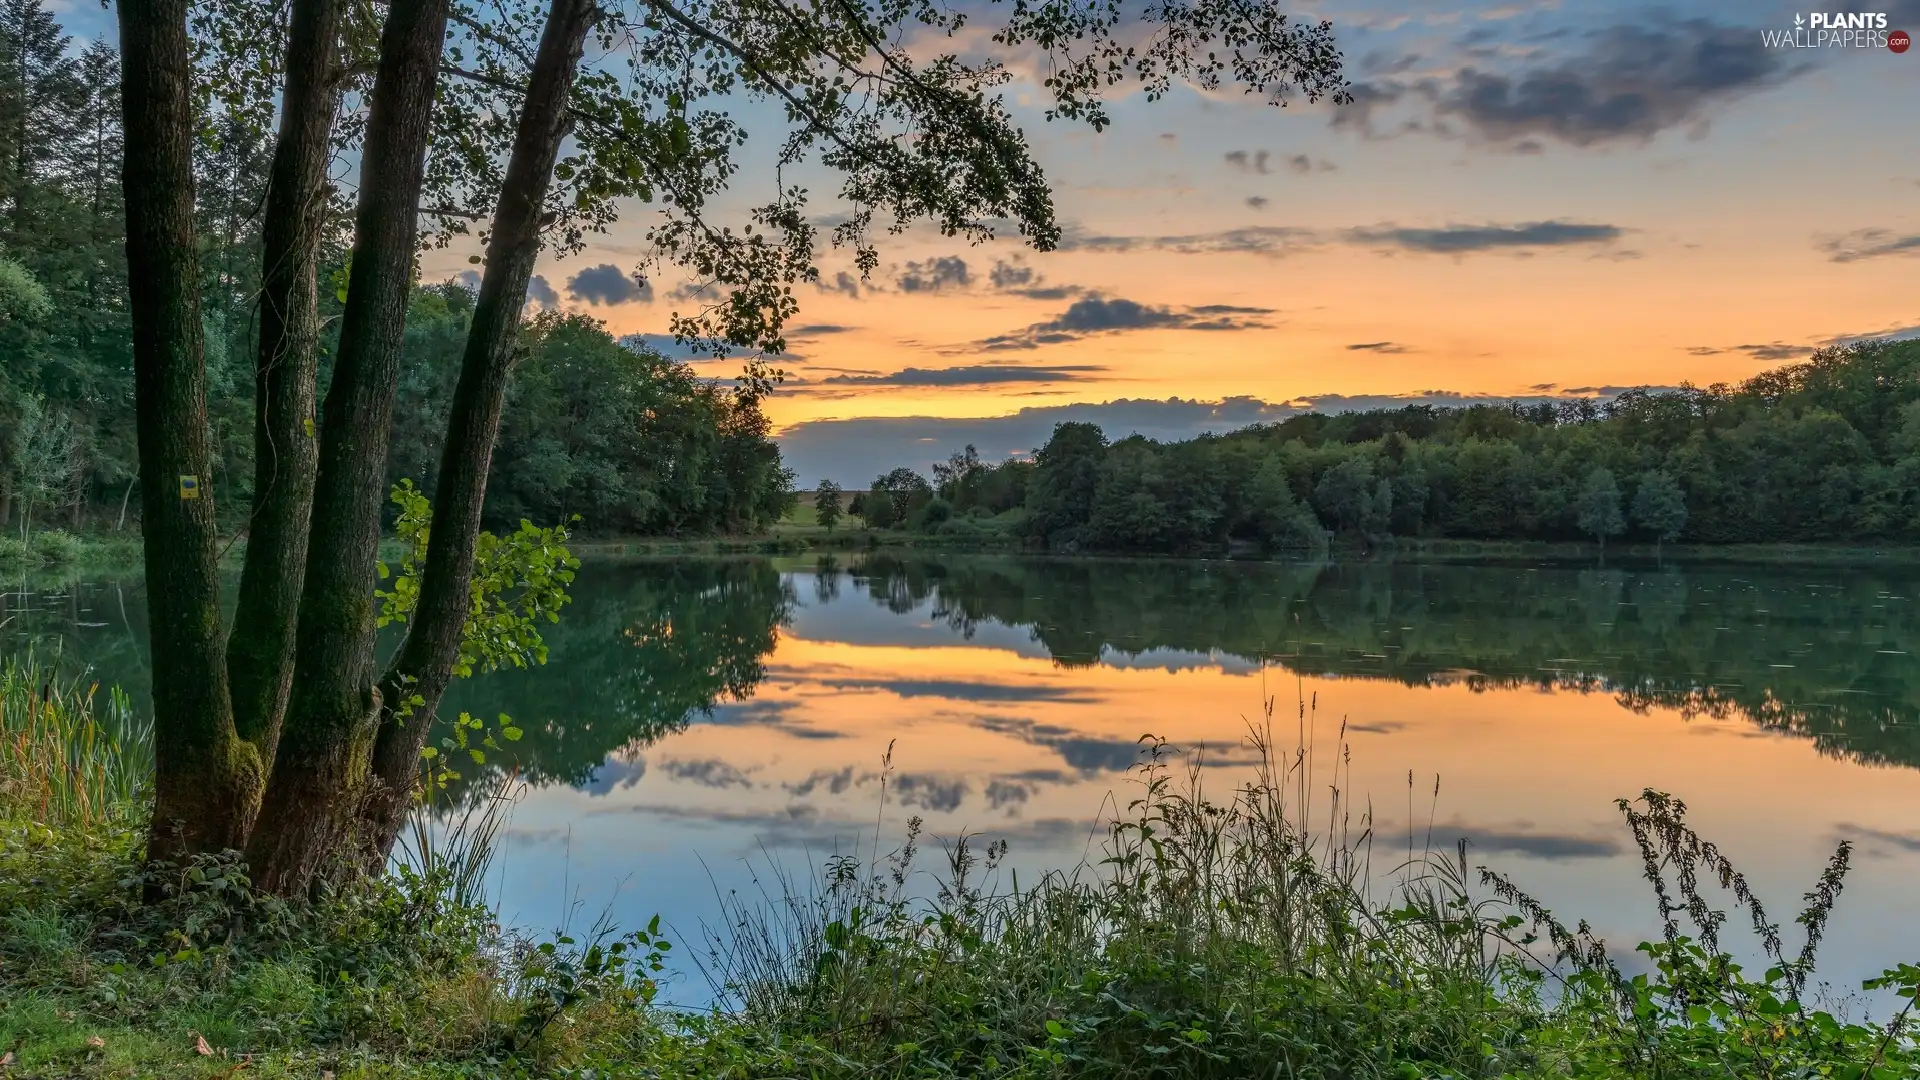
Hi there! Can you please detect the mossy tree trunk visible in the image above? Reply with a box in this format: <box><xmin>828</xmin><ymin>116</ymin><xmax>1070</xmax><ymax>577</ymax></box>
<box><xmin>360</xmin><ymin>0</ymin><xmax>600</xmax><ymax>867</ymax></box>
<box><xmin>223</xmin><ymin>0</ymin><xmax>346</xmax><ymax>841</ymax></box>
<box><xmin>243</xmin><ymin>0</ymin><xmax>453</xmax><ymax>898</ymax></box>
<box><xmin>117</xmin><ymin>0</ymin><xmax>262</xmax><ymax>865</ymax></box>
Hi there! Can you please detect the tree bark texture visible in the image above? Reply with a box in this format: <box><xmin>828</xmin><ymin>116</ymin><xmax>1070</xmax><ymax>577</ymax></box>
<box><xmin>224</xmin><ymin>0</ymin><xmax>347</xmax><ymax>839</ymax></box>
<box><xmin>360</xmin><ymin>0</ymin><xmax>599</xmax><ymax>865</ymax></box>
<box><xmin>246</xmin><ymin>0</ymin><xmax>452</xmax><ymax>897</ymax></box>
<box><xmin>118</xmin><ymin>0</ymin><xmax>259</xmax><ymax>864</ymax></box>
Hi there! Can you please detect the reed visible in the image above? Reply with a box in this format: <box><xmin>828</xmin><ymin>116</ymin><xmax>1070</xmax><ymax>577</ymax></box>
<box><xmin>0</xmin><ymin>648</ymin><xmax>150</xmax><ymax>827</ymax></box>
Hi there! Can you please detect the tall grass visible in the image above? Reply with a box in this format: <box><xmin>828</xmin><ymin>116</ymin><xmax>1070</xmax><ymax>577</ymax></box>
<box><xmin>0</xmin><ymin>648</ymin><xmax>150</xmax><ymax>826</ymax></box>
<box><xmin>698</xmin><ymin>703</ymin><xmax>1524</xmax><ymax>1077</ymax></box>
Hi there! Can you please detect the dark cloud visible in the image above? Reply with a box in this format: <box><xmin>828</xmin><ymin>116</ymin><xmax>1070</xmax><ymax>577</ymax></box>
<box><xmin>990</xmin><ymin>260</ymin><xmax>1035</xmax><ymax>289</ymax></box>
<box><xmin>567</xmin><ymin>263</ymin><xmax>651</xmax><ymax>306</ymax></box>
<box><xmin>1245</xmin><ymin>196</ymin><xmax>1270</xmax><ymax>210</ymax></box>
<box><xmin>784</xmin><ymin>765</ymin><xmax>877</xmax><ymax>798</ymax></box>
<box><xmin>976</xmin><ymin>296</ymin><xmax>1272</xmax><ymax>351</ymax></box>
<box><xmin>658</xmin><ymin>757</ymin><xmax>755</xmax><ymax>789</ymax></box>
<box><xmin>1347</xmin><ymin>341</ymin><xmax>1408</xmax><ymax>353</ymax></box>
<box><xmin>975</xmin><ymin>717</ymin><xmax>1149</xmax><ymax>776</ymax></box>
<box><xmin>1336</xmin><ymin>18</ymin><xmax>1800</xmax><ymax>149</ymax></box>
<box><xmin>526</xmin><ymin>274</ymin><xmax>559</xmax><ymax>308</ymax></box>
<box><xmin>892</xmin><ymin>773</ymin><xmax>969</xmax><ymax>813</ymax></box>
<box><xmin>579</xmin><ymin>755</ymin><xmax>646</xmax><ymax>796</ymax></box>
<box><xmin>1224</xmin><ymin>149</ymin><xmax>1271</xmax><ymax>174</ymax></box>
<box><xmin>815</xmin><ymin>676</ymin><xmax>1099</xmax><ymax>704</ymax></box>
<box><xmin>1452</xmin><ymin>827</ymin><xmax>1622</xmax><ymax>860</ymax></box>
<box><xmin>1838</xmin><ymin>823</ymin><xmax>1920</xmax><ymax>858</ymax></box>
<box><xmin>789</xmin><ymin>323</ymin><xmax>853</xmax><ymax>336</ymax></box>
<box><xmin>820</xmin><ymin>364</ymin><xmax>1108</xmax><ymax>387</ymax></box>
<box><xmin>456</xmin><ymin>269</ymin><xmax>482</xmax><ymax>292</ymax></box>
<box><xmin>1685</xmin><ymin>342</ymin><xmax>1816</xmax><ymax>361</ymax></box>
<box><xmin>898</xmin><ymin>255</ymin><xmax>972</xmax><ymax>293</ymax></box>
<box><xmin>1818</xmin><ymin>229</ymin><xmax>1920</xmax><ymax>264</ymax></box>
<box><xmin>1058</xmin><ymin>224</ymin><xmax>1320</xmax><ymax>258</ymax></box>
<box><xmin>1349</xmin><ymin>221</ymin><xmax>1623</xmax><ymax>254</ymax></box>
<box><xmin>985</xmin><ymin>778</ymin><xmax>1034</xmax><ymax>810</ymax></box>
<box><xmin>818</xmin><ymin>270</ymin><xmax>869</xmax><ymax>298</ymax></box>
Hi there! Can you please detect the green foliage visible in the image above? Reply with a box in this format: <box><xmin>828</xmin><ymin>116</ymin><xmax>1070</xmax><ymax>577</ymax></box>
<box><xmin>1575</xmin><ymin>466</ymin><xmax>1625</xmax><ymax>545</ymax></box>
<box><xmin>375</xmin><ymin>479</ymin><xmax>581</xmax><ymax>686</ymax></box>
<box><xmin>389</xmin><ymin>300</ymin><xmax>795</xmax><ymax>538</ymax></box>
<box><xmin>813</xmin><ymin>480</ymin><xmax>843</xmax><ymax>532</ymax></box>
<box><xmin>1631</xmin><ymin>470</ymin><xmax>1688</xmax><ymax>545</ymax></box>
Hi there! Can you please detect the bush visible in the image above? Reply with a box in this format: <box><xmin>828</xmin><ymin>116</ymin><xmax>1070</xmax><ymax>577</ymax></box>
<box><xmin>29</xmin><ymin>528</ymin><xmax>82</xmax><ymax>566</ymax></box>
<box><xmin>0</xmin><ymin>534</ymin><xmax>28</xmax><ymax>570</ymax></box>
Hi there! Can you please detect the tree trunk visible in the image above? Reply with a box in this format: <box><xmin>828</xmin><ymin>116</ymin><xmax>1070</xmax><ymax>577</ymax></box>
<box><xmin>224</xmin><ymin>0</ymin><xmax>346</xmax><ymax>836</ymax></box>
<box><xmin>359</xmin><ymin>0</ymin><xmax>599</xmax><ymax>866</ymax></box>
<box><xmin>118</xmin><ymin>0</ymin><xmax>259</xmax><ymax>865</ymax></box>
<box><xmin>245</xmin><ymin>0</ymin><xmax>452</xmax><ymax>897</ymax></box>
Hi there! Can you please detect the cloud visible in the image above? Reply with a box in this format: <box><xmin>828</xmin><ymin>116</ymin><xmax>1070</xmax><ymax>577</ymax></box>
<box><xmin>1059</xmin><ymin>221</ymin><xmax>1617</xmax><ymax>259</ymax></box>
<box><xmin>898</xmin><ymin>255</ymin><xmax>972</xmax><ymax>293</ymax></box>
<box><xmin>1348</xmin><ymin>221</ymin><xmax>1623</xmax><ymax>254</ymax></box>
<box><xmin>566</xmin><ymin>263</ymin><xmax>651</xmax><ymax>306</ymax></box>
<box><xmin>579</xmin><ymin>754</ymin><xmax>646</xmax><ymax>796</ymax></box>
<box><xmin>1224</xmin><ymin>149</ymin><xmax>1271</xmax><ymax>174</ymax></box>
<box><xmin>819</xmin><ymin>364</ymin><xmax>1109</xmax><ymax>387</ymax></box>
<box><xmin>1449</xmin><ymin>825</ymin><xmax>1622</xmax><ymax>860</ymax></box>
<box><xmin>892</xmin><ymin>773</ymin><xmax>969</xmax><ymax>813</ymax></box>
<box><xmin>989</xmin><ymin>259</ymin><xmax>1035</xmax><ymax>289</ymax></box>
<box><xmin>974</xmin><ymin>296</ymin><xmax>1273</xmax><ymax>351</ymax></box>
<box><xmin>817</xmin><ymin>270</ymin><xmax>870</xmax><ymax>298</ymax></box>
<box><xmin>1245</xmin><ymin>196</ymin><xmax>1270</xmax><ymax>210</ymax></box>
<box><xmin>789</xmin><ymin>323</ymin><xmax>853</xmax><ymax>336</ymax></box>
<box><xmin>526</xmin><ymin>274</ymin><xmax>559</xmax><ymax>308</ymax></box>
<box><xmin>1685</xmin><ymin>342</ymin><xmax>1816</xmax><ymax>361</ymax></box>
<box><xmin>1058</xmin><ymin>224</ymin><xmax>1320</xmax><ymax>258</ymax></box>
<box><xmin>1335</xmin><ymin>17</ymin><xmax>1801</xmax><ymax>149</ymax></box>
<box><xmin>1347</xmin><ymin>341</ymin><xmax>1409</xmax><ymax>353</ymax></box>
<box><xmin>1818</xmin><ymin>229</ymin><xmax>1920</xmax><ymax>264</ymax></box>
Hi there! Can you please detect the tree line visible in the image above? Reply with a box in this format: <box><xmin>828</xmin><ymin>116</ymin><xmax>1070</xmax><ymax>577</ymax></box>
<box><xmin>0</xmin><ymin>0</ymin><xmax>789</xmax><ymax>540</ymax></box>
<box><xmin>840</xmin><ymin>339</ymin><xmax>1920</xmax><ymax>552</ymax></box>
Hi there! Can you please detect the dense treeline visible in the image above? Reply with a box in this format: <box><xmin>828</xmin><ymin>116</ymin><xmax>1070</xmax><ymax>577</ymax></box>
<box><xmin>388</xmin><ymin>288</ymin><xmax>793</xmax><ymax>535</ymax></box>
<box><xmin>853</xmin><ymin>339</ymin><xmax>1920</xmax><ymax>552</ymax></box>
<box><xmin>0</xmin><ymin>0</ymin><xmax>790</xmax><ymax>538</ymax></box>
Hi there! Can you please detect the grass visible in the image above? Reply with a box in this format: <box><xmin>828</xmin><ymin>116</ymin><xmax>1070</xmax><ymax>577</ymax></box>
<box><xmin>3</xmin><ymin>678</ymin><xmax>1919</xmax><ymax>1078</ymax></box>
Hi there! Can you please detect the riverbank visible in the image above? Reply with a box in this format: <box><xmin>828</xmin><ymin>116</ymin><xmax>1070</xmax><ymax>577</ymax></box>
<box><xmin>4</xmin><ymin>661</ymin><xmax>1919</xmax><ymax>1078</ymax></box>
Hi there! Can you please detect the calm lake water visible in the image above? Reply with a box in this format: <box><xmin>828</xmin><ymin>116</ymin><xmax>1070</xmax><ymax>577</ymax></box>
<box><xmin>7</xmin><ymin>553</ymin><xmax>1920</xmax><ymax>1004</ymax></box>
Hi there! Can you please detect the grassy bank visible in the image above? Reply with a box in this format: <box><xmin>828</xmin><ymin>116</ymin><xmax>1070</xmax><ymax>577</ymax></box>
<box><xmin>4</xmin><ymin>666</ymin><xmax>1920</xmax><ymax>1077</ymax></box>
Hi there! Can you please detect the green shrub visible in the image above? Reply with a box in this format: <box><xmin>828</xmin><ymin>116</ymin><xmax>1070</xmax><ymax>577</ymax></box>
<box><xmin>29</xmin><ymin>528</ymin><xmax>82</xmax><ymax>566</ymax></box>
<box><xmin>0</xmin><ymin>534</ymin><xmax>28</xmax><ymax>569</ymax></box>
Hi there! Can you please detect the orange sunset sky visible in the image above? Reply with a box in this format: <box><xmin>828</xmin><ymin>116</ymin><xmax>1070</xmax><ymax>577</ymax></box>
<box><xmin>420</xmin><ymin>0</ymin><xmax>1920</xmax><ymax>479</ymax></box>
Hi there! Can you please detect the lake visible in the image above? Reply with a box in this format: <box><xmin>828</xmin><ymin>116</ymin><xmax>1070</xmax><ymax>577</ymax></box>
<box><xmin>7</xmin><ymin>553</ymin><xmax>1920</xmax><ymax>1006</ymax></box>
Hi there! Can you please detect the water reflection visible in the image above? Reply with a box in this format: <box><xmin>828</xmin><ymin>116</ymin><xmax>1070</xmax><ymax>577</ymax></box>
<box><xmin>7</xmin><ymin>555</ymin><xmax>1920</xmax><ymax>996</ymax></box>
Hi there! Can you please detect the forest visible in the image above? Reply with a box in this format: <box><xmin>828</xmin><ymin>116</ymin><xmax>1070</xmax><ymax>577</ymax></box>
<box><xmin>851</xmin><ymin>338</ymin><xmax>1920</xmax><ymax>553</ymax></box>
<box><xmin>0</xmin><ymin>0</ymin><xmax>790</xmax><ymax>540</ymax></box>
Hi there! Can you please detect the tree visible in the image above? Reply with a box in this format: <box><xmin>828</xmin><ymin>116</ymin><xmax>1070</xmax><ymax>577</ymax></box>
<box><xmin>1313</xmin><ymin>456</ymin><xmax>1377</xmax><ymax>535</ymax></box>
<box><xmin>1576</xmin><ymin>466</ymin><xmax>1625</xmax><ymax>549</ymax></box>
<box><xmin>860</xmin><ymin>480</ymin><xmax>896</xmax><ymax>529</ymax></box>
<box><xmin>120</xmin><ymin>0</ymin><xmax>1354</xmax><ymax>895</ymax></box>
<box><xmin>1631</xmin><ymin>470</ymin><xmax>1688</xmax><ymax>552</ymax></box>
<box><xmin>814</xmin><ymin>480</ymin><xmax>842</xmax><ymax>532</ymax></box>
<box><xmin>1026</xmin><ymin>422</ymin><xmax>1108</xmax><ymax>548</ymax></box>
<box><xmin>1244</xmin><ymin>454</ymin><xmax>1322</xmax><ymax>552</ymax></box>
